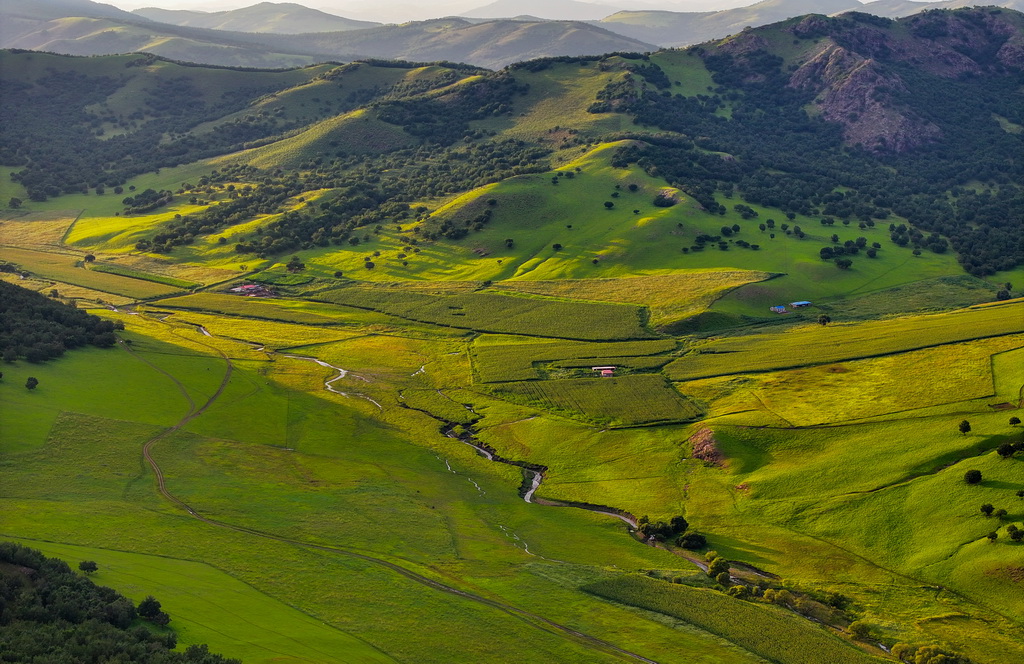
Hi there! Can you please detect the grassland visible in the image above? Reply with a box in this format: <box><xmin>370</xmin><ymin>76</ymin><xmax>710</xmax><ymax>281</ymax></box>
<box><xmin>7</xmin><ymin>538</ymin><xmax>393</xmax><ymax>664</ymax></box>
<box><xmin>665</xmin><ymin>299</ymin><xmax>1024</xmax><ymax>381</ymax></box>
<box><xmin>318</xmin><ymin>286</ymin><xmax>653</xmax><ymax>340</ymax></box>
<box><xmin>491</xmin><ymin>375</ymin><xmax>701</xmax><ymax>426</ymax></box>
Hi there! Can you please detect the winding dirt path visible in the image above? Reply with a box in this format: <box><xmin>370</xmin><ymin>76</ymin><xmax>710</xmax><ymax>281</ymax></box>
<box><xmin>124</xmin><ymin>317</ymin><xmax>659</xmax><ymax>664</ymax></box>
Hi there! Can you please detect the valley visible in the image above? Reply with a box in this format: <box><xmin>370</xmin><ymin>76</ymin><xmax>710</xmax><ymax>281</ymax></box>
<box><xmin>1</xmin><ymin>6</ymin><xmax>1023</xmax><ymax>664</ymax></box>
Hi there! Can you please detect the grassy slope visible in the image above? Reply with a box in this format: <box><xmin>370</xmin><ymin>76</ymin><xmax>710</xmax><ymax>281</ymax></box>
<box><xmin>0</xmin><ymin>310</ymin><xmax>767</xmax><ymax>664</ymax></box>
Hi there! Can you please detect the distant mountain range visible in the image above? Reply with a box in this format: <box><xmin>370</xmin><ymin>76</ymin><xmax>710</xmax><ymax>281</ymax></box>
<box><xmin>3</xmin><ymin>0</ymin><xmax>1023</xmax><ymax>68</ymax></box>
<box><xmin>132</xmin><ymin>2</ymin><xmax>380</xmax><ymax>34</ymax></box>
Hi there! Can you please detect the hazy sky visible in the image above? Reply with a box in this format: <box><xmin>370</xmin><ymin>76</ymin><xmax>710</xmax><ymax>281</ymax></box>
<box><xmin>103</xmin><ymin>0</ymin><xmax>764</xmax><ymax>22</ymax></box>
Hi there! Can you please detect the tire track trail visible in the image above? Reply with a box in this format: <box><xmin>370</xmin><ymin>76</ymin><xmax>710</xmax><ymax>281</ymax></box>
<box><xmin>127</xmin><ymin>316</ymin><xmax>658</xmax><ymax>664</ymax></box>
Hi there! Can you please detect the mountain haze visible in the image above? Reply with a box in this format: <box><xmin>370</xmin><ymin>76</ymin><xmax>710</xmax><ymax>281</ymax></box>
<box><xmin>132</xmin><ymin>2</ymin><xmax>380</xmax><ymax>34</ymax></box>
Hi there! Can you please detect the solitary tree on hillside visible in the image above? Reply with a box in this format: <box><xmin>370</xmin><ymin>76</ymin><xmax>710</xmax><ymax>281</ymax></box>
<box><xmin>25</xmin><ymin>377</ymin><xmax>38</xmax><ymax>390</ymax></box>
<box><xmin>998</xmin><ymin>443</ymin><xmax>1016</xmax><ymax>458</ymax></box>
<box><xmin>981</xmin><ymin>503</ymin><xmax>995</xmax><ymax>516</ymax></box>
<box><xmin>8</xmin><ymin>197</ymin><xmax>22</xmax><ymax>209</ymax></box>
<box><xmin>987</xmin><ymin>531</ymin><xmax>998</xmax><ymax>542</ymax></box>
<box><xmin>1010</xmin><ymin>417</ymin><xmax>1021</xmax><ymax>426</ymax></box>
<box><xmin>959</xmin><ymin>420</ymin><xmax>972</xmax><ymax>435</ymax></box>
<box><xmin>818</xmin><ymin>314</ymin><xmax>831</xmax><ymax>326</ymax></box>
<box><xmin>603</xmin><ymin>201</ymin><xmax>614</xmax><ymax>209</ymax></box>
<box><xmin>84</xmin><ymin>254</ymin><xmax>95</xmax><ymax>263</ymax></box>
<box><xmin>78</xmin><ymin>560</ymin><xmax>98</xmax><ymax>574</ymax></box>
<box><xmin>964</xmin><ymin>469</ymin><xmax>983</xmax><ymax>484</ymax></box>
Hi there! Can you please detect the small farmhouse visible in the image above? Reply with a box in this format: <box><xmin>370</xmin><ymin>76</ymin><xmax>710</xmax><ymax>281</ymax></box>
<box><xmin>790</xmin><ymin>301</ymin><xmax>812</xmax><ymax>308</ymax></box>
<box><xmin>592</xmin><ymin>366</ymin><xmax>616</xmax><ymax>377</ymax></box>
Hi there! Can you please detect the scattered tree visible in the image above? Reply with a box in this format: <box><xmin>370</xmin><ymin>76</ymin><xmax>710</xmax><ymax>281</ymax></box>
<box><xmin>1010</xmin><ymin>417</ymin><xmax>1020</xmax><ymax>426</ymax></box>
<box><xmin>981</xmin><ymin>503</ymin><xmax>994</xmax><ymax>516</ymax></box>
<box><xmin>964</xmin><ymin>469</ymin><xmax>982</xmax><ymax>484</ymax></box>
<box><xmin>8</xmin><ymin>197</ymin><xmax>22</xmax><ymax>209</ymax></box>
<box><xmin>848</xmin><ymin>620</ymin><xmax>871</xmax><ymax>640</ymax></box>
<box><xmin>997</xmin><ymin>442</ymin><xmax>1016</xmax><ymax>458</ymax></box>
<box><xmin>78</xmin><ymin>560</ymin><xmax>98</xmax><ymax>575</ymax></box>
<box><xmin>25</xmin><ymin>377</ymin><xmax>38</xmax><ymax>390</ymax></box>
<box><xmin>958</xmin><ymin>420</ymin><xmax>972</xmax><ymax>435</ymax></box>
<box><xmin>987</xmin><ymin>531</ymin><xmax>998</xmax><ymax>542</ymax></box>
<box><xmin>676</xmin><ymin>532</ymin><xmax>707</xmax><ymax>550</ymax></box>
<box><xmin>603</xmin><ymin>201</ymin><xmax>614</xmax><ymax>209</ymax></box>
<box><xmin>552</xmin><ymin>243</ymin><xmax>563</xmax><ymax>251</ymax></box>
<box><xmin>818</xmin><ymin>314</ymin><xmax>831</xmax><ymax>326</ymax></box>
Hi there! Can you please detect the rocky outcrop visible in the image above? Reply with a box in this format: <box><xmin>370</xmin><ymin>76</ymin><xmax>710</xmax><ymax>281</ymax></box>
<box><xmin>789</xmin><ymin>43</ymin><xmax>941</xmax><ymax>152</ymax></box>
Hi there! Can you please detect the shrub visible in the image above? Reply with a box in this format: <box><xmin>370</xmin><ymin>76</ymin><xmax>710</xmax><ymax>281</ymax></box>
<box><xmin>964</xmin><ymin>469</ymin><xmax>982</xmax><ymax>484</ymax></box>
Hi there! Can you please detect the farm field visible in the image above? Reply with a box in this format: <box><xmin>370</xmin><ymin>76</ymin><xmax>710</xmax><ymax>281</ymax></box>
<box><xmin>665</xmin><ymin>299</ymin><xmax>1024</xmax><ymax>380</ymax></box>
<box><xmin>318</xmin><ymin>286</ymin><xmax>654</xmax><ymax>340</ymax></box>
<box><xmin>472</xmin><ymin>337</ymin><xmax>676</xmax><ymax>382</ymax></box>
<box><xmin>0</xmin><ymin>246</ymin><xmax>182</xmax><ymax>298</ymax></box>
<box><xmin>90</xmin><ymin>262</ymin><xmax>200</xmax><ymax>289</ymax></box>
<box><xmin>490</xmin><ymin>375</ymin><xmax>702</xmax><ymax>426</ymax></box>
<box><xmin>585</xmin><ymin>575</ymin><xmax>883</xmax><ymax>664</ymax></box>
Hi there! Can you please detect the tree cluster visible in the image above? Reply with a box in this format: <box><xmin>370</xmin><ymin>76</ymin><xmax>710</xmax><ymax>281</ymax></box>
<box><xmin>0</xmin><ymin>281</ymin><xmax>122</xmax><ymax>363</ymax></box>
<box><xmin>0</xmin><ymin>541</ymin><xmax>238</xmax><ymax>663</ymax></box>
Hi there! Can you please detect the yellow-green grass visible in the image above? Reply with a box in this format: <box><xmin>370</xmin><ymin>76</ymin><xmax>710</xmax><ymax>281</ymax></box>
<box><xmin>6</xmin><ymin>538</ymin><xmax>394</xmax><ymax>664</ymax></box>
<box><xmin>685</xmin><ymin>334</ymin><xmax>1024</xmax><ymax>426</ymax></box>
<box><xmin>665</xmin><ymin>300</ymin><xmax>1024</xmax><ymax>381</ymax></box>
<box><xmin>90</xmin><ymin>263</ymin><xmax>199</xmax><ymax>289</ymax></box>
<box><xmin>165</xmin><ymin>311</ymin><xmax>360</xmax><ymax>350</ymax></box>
<box><xmin>65</xmin><ymin>203</ymin><xmax>210</xmax><ymax>252</ymax></box>
<box><xmin>151</xmin><ymin>292</ymin><xmax>436</xmax><ymax>331</ymax></box>
<box><xmin>0</xmin><ymin>349</ymin><xmax>196</xmax><ymax>453</ymax></box>
<box><xmin>401</xmin><ymin>388</ymin><xmax>477</xmax><ymax>424</ymax></box>
<box><xmin>0</xmin><ymin>210</ymin><xmax>80</xmax><ymax>248</ymax></box>
<box><xmin>495</xmin><ymin>270</ymin><xmax>770</xmax><ymax>326</ymax></box>
<box><xmin>585</xmin><ymin>575</ymin><xmax>885</xmax><ymax>664</ymax></box>
<box><xmin>816</xmin><ymin>274</ymin><xmax>1000</xmax><ymax>320</ymax></box>
<box><xmin>490</xmin><ymin>375</ymin><xmax>701</xmax><ymax>426</ymax></box>
<box><xmin>0</xmin><ymin>246</ymin><xmax>182</xmax><ymax>298</ymax></box>
<box><xmin>317</xmin><ymin>286</ymin><xmax>653</xmax><ymax>340</ymax></box>
<box><xmin>472</xmin><ymin>337</ymin><xmax>676</xmax><ymax>382</ymax></box>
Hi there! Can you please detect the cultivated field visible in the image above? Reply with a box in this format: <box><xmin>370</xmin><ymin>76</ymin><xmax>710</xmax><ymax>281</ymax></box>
<box><xmin>491</xmin><ymin>375</ymin><xmax>701</xmax><ymax>426</ymax></box>
<box><xmin>585</xmin><ymin>576</ymin><xmax>883</xmax><ymax>664</ymax></box>
<box><xmin>472</xmin><ymin>337</ymin><xmax>676</xmax><ymax>382</ymax></box>
<box><xmin>666</xmin><ymin>300</ymin><xmax>1024</xmax><ymax>380</ymax></box>
<box><xmin>319</xmin><ymin>287</ymin><xmax>654</xmax><ymax>340</ymax></box>
<box><xmin>0</xmin><ymin>247</ymin><xmax>182</xmax><ymax>298</ymax></box>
